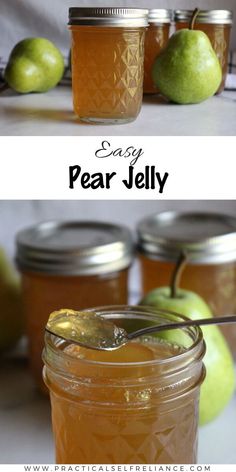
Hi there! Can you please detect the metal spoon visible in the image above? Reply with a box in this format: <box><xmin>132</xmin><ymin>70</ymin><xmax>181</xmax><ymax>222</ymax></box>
<box><xmin>128</xmin><ymin>314</ymin><xmax>236</xmax><ymax>340</ymax></box>
<box><xmin>45</xmin><ymin>311</ymin><xmax>236</xmax><ymax>351</ymax></box>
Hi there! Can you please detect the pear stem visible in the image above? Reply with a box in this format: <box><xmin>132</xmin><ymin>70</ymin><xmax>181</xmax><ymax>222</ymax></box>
<box><xmin>189</xmin><ymin>8</ymin><xmax>200</xmax><ymax>30</ymax></box>
<box><xmin>0</xmin><ymin>82</ymin><xmax>10</xmax><ymax>94</ymax></box>
<box><xmin>170</xmin><ymin>251</ymin><xmax>188</xmax><ymax>298</ymax></box>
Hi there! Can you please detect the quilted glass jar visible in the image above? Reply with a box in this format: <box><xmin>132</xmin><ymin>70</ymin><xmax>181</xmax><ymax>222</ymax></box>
<box><xmin>144</xmin><ymin>10</ymin><xmax>172</xmax><ymax>94</ymax></box>
<box><xmin>43</xmin><ymin>306</ymin><xmax>205</xmax><ymax>464</ymax></box>
<box><xmin>174</xmin><ymin>10</ymin><xmax>233</xmax><ymax>93</ymax></box>
<box><xmin>16</xmin><ymin>221</ymin><xmax>133</xmax><ymax>390</ymax></box>
<box><xmin>68</xmin><ymin>8</ymin><xmax>148</xmax><ymax>124</ymax></box>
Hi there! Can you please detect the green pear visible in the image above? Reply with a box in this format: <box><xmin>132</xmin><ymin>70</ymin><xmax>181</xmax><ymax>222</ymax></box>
<box><xmin>4</xmin><ymin>38</ymin><xmax>64</xmax><ymax>93</ymax></box>
<box><xmin>0</xmin><ymin>248</ymin><xmax>24</xmax><ymax>352</ymax></box>
<box><xmin>140</xmin><ymin>286</ymin><xmax>235</xmax><ymax>425</ymax></box>
<box><xmin>152</xmin><ymin>10</ymin><xmax>222</xmax><ymax>104</ymax></box>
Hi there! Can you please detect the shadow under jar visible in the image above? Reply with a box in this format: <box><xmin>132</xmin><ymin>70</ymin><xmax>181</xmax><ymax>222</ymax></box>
<box><xmin>16</xmin><ymin>221</ymin><xmax>133</xmax><ymax>390</ymax></box>
<box><xmin>144</xmin><ymin>9</ymin><xmax>172</xmax><ymax>94</ymax></box>
<box><xmin>68</xmin><ymin>8</ymin><xmax>148</xmax><ymax>124</ymax></box>
<box><xmin>174</xmin><ymin>10</ymin><xmax>233</xmax><ymax>94</ymax></box>
<box><xmin>137</xmin><ymin>211</ymin><xmax>236</xmax><ymax>356</ymax></box>
<box><xmin>43</xmin><ymin>306</ymin><xmax>205</xmax><ymax>464</ymax></box>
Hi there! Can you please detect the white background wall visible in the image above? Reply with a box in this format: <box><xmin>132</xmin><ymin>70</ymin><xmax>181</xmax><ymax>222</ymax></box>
<box><xmin>1</xmin><ymin>0</ymin><xmax>236</xmax><ymax>62</ymax></box>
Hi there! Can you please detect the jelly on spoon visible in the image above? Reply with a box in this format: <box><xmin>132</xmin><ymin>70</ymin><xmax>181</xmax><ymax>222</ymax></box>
<box><xmin>45</xmin><ymin>309</ymin><xmax>236</xmax><ymax>351</ymax></box>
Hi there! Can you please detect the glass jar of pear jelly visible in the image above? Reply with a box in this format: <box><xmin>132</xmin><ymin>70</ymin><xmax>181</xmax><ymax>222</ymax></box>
<box><xmin>137</xmin><ymin>211</ymin><xmax>236</xmax><ymax>356</ymax></box>
<box><xmin>174</xmin><ymin>10</ymin><xmax>233</xmax><ymax>93</ymax></box>
<box><xmin>16</xmin><ymin>221</ymin><xmax>133</xmax><ymax>390</ymax></box>
<box><xmin>144</xmin><ymin>9</ymin><xmax>172</xmax><ymax>94</ymax></box>
<box><xmin>68</xmin><ymin>8</ymin><xmax>148</xmax><ymax>124</ymax></box>
<box><xmin>43</xmin><ymin>306</ymin><xmax>205</xmax><ymax>464</ymax></box>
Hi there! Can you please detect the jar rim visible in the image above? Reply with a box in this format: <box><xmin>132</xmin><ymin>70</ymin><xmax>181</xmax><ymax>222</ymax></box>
<box><xmin>68</xmin><ymin>7</ymin><xmax>149</xmax><ymax>27</ymax></box>
<box><xmin>44</xmin><ymin>305</ymin><xmax>205</xmax><ymax>370</ymax></box>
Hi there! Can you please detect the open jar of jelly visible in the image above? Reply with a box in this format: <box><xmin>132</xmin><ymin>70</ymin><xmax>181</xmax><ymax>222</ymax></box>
<box><xmin>144</xmin><ymin>9</ymin><xmax>172</xmax><ymax>94</ymax></box>
<box><xmin>68</xmin><ymin>7</ymin><xmax>148</xmax><ymax>124</ymax></box>
<box><xmin>174</xmin><ymin>10</ymin><xmax>233</xmax><ymax>93</ymax></box>
<box><xmin>43</xmin><ymin>306</ymin><xmax>205</xmax><ymax>464</ymax></box>
<box><xmin>137</xmin><ymin>211</ymin><xmax>236</xmax><ymax>355</ymax></box>
<box><xmin>16</xmin><ymin>221</ymin><xmax>133</xmax><ymax>389</ymax></box>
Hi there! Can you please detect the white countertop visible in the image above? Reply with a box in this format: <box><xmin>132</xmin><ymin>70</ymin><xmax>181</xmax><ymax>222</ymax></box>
<box><xmin>0</xmin><ymin>86</ymin><xmax>236</xmax><ymax>136</ymax></box>
<box><xmin>1</xmin><ymin>353</ymin><xmax>236</xmax><ymax>464</ymax></box>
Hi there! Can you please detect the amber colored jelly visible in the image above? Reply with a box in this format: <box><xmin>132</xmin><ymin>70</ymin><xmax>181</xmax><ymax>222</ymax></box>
<box><xmin>44</xmin><ymin>342</ymin><xmax>204</xmax><ymax>463</ymax></box>
<box><xmin>43</xmin><ymin>307</ymin><xmax>205</xmax><ymax>464</ymax></box>
<box><xmin>175</xmin><ymin>22</ymin><xmax>231</xmax><ymax>93</ymax></box>
<box><xmin>16</xmin><ymin>220</ymin><xmax>133</xmax><ymax>391</ymax></box>
<box><xmin>139</xmin><ymin>255</ymin><xmax>236</xmax><ymax>353</ymax></box>
<box><xmin>22</xmin><ymin>270</ymin><xmax>128</xmax><ymax>389</ymax></box>
<box><xmin>144</xmin><ymin>23</ymin><xmax>170</xmax><ymax>94</ymax></box>
<box><xmin>70</xmin><ymin>26</ymin><xmax>146</xmax><ymax>123</ymax></box>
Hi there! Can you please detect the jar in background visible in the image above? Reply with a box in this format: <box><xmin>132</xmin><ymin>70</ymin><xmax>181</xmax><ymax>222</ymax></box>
<box><xmin>174</xmin><ymin>10</ymin><xmax>233</xmax><ymax>94</ymax></box>
<box><xmin>137</xmin><ymin>211</ymin><xmax>236</xmax><ymax>355</ymax></box>
<box><xmin>43</xmin><ymin>306</ymin><xmax>205</xmax><ymax>464</ymax></box>
<box><xmin>16</xmin><ymin>221</ymin><xmax>133</xmax><ymax>389</ymax></box>
<box><xmin>68</xmin><ymin>8</ymin><xmax>148</xmax><ymax>124</ymax></box>
<box><xmin>144</xmin><ymin>9</ymin><xmax>172</xmax><ymax>94</ymax></box>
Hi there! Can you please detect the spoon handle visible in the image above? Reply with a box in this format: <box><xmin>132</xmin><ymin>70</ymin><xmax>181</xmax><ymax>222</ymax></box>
<box><xmin>127</xmin><ymin>315</ymin><xmax>236</xmax><ymax>341</ymax></box>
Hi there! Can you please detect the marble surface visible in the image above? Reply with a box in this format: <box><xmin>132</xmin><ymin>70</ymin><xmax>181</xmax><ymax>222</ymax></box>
<box><xmin>0</xmin><ymin>352</ymin><xmax>236</xmax><ymax>464</ymax></box>
<box><xmin>0</xmin><ymin>86</ymin><xmax>236</xmax><ymax>136</ymax></box>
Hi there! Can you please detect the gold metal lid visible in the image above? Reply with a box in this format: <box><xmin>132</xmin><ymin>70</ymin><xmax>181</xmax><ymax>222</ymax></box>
<box><xmin>137</xmin><ymin>211</ymin><xmax>236</xmax><ymax>264</ymax></box>
<box><xmin>174</xmin><ymin>10</ymin><xmax>233</xmax><ymax>25</ymax></box>
<box><xmin>16</xmin><ymin>221</ymin><xmax>133</xmax><ymax>275</ymax></box>
<box><xmin>68</xmin><ymin>7</ymin><xmax>149</xmax><ymax>27</ymax></box>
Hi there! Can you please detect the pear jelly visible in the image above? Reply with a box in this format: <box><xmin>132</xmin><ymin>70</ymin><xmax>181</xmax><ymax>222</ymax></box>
<box><xmin>43</xmin><ymin>306</ymin><xmax>205</xmax><ymax>464</ymax></box>
<box><xmin>16</xmin><ymin>221</ymin><xmax>133</xmax><ymax>390</ymax></box>
<box><xmin>68</xmin><ymin>8</ymin><xmax>148</xmax><ymax>123</ymax></box>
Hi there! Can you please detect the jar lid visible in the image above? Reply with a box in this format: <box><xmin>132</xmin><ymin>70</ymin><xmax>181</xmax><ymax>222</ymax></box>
<box><xmin>137</xmin><ymin>211</ymin><xmax>236</xmax><ymax>264</ymax></box>
<box><xmin>16</xmin><ymin>221</ymin><xmax>133</xmax><ymax>275</ymax></box>
<box><xmin>148</xmin><ymin>9</ymin><xmax>173</xmax><ymax>24</ymax></box>
<box><xmin>68</xmin><ymin>7</ymin><xmax>149</xmax><ymax>27</ymax></box>
<box><xmin>174</xmin><ymin>10</ymin><xmax>233</xmax><ymax>25</ymax></box>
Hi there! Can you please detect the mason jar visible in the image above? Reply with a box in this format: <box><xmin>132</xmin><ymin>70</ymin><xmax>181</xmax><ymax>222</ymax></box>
<box><xmin>43</xmin><ymin>306</ymin><xmax>205</xmax><ymax>464</ymax></box>
<box><xmin>144</xmin><ymin>9</ymin><xmax>172</xmax><ymax>94</ymax></box>
<box><xmin>174</xmin><ymin>10</ymin><xmax>233</xmax><ymax>93</ymax></box>
<box><xmin>16</xmin><ymin>221</ymin><xmax>133</xmax><ymax>389</ymax></box>
<box><xmin>68</xmin><ymin>7</ymin><xmax>148</xmax><ymax>124</ymax></box>
<box><xmin>137</xmin><ymin>211</ymin><xmax>236</xmax><ymax>355</ymax></box>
